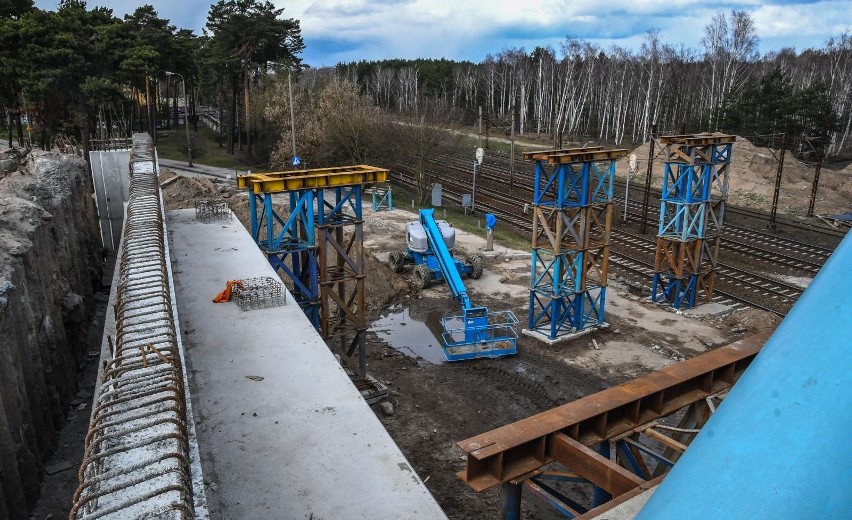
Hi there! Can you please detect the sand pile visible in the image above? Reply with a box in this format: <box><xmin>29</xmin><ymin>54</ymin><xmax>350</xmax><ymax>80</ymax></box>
<box><xmin>616</xmin><ymin>135</ymin><xmax>852</xmax><ymax>216</ymax></box>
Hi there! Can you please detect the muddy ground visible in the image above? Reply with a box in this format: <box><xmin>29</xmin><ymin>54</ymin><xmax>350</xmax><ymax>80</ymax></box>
<box><xmin>159</xmin><ymin>171</ymin><xmax>778</xmax><ymax>519</ymax></box>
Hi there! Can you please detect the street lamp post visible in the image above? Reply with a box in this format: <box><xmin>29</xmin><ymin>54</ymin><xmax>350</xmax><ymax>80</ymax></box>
<box><xmin>165</xmin><ymin>71</ymin><xmax>192</xmax><ymax>167</ymax></box>
<box><xmin>267</xmin><ymin>61</ymin><xmax>298</xmax><ymax>166</ymax></box>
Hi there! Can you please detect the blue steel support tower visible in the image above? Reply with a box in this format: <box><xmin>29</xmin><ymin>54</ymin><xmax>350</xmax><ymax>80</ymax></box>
<box><xmin>652</xmin><ymin>134</ymin><xmax>734</xmax><ymax>309</ymax></box>
<box><xmin>246</xmin><ymin>186</ymin><xmax>319</xmax><ymax>326</ymax></box>
<box><xmin>239</xmin><ymin>166</ymin><xmax>388</xmax><ymax>377</ymax></box>
<box><xmin>522</xmin><ymin>147</ymin><xmax>627</xmax><ymax>340</ymax></box>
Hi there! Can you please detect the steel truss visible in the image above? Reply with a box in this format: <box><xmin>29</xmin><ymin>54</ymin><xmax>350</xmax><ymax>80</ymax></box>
<box><xmin>239</xmin><ymin>166</ymin><xmax>388</xmax><ymax>377</ymax></box>
<box><xmin>457</xmin><ymin>332</ymin><xmax>768</xmax><ymax>519</ymax></box>
<box><xmin>523</xmin><ymin>147</ymin><xmax>627</xmax><ymax>339</ymax></box>
<box><xmin>652</xmin><ymin>134</ymin><xmax>734</xmax><ymax>308</ymax></box>
<box><xmin>247</xmin><ymin>189</ymin><xmax>319</xmax><ymax>325</ymax></box>
<box><xmin>317</xmin><ymin>186</ymin><xmax>367</xmax><ymax>375</ymax></box>
<box><xmin>371</xmin><ymin>185</ymin><xmax>393</xmax><ymax>211</ymax></box>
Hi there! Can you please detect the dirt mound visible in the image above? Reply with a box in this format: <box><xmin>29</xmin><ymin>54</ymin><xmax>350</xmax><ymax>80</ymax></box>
<box><xmin>617</xmin><ymin>135</ymin><xmax>852</xmax><ymax>216</ymax></box>
<box><xmin>160</xmin><ymin>169</ymin><xmax>252</xmax><ymax>224</ymax></box>
<box><xmin>722</xmin><ymin>308</ymin><xmax>780</xmax><ymax>335</ymax></box>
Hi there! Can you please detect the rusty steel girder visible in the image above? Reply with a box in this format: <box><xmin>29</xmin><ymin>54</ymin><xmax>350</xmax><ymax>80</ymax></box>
<box><xmin>456</xmin><ymin>332</ymin><xmax>768</xmax><ymax>492</ymax></box>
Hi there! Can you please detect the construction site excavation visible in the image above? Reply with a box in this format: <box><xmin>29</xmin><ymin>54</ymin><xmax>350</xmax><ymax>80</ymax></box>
<box><xmin>3</xmin><ymin>124</ymin><xmax>852</xmax><ymax>518</ymax></box>
<box><xmin>2</xmin><ymin>7</ymin><xmax>852</xmax><ymax>516</ymax></box>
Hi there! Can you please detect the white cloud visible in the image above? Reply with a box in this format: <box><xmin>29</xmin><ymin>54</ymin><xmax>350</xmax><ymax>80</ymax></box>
<box><xmin>280</xmin><ymin>0</ymin><xmax>851</xmax><ymax>64</ymax></box>
<box><xmin>36</xmin><ymin>0</ymin><xmax>851</xmax><ymax>63</ymax></box>
<box><xmin>752</xmin><ymin>2</ymin><xmax>851</xmax><ymax>38</ymax></box>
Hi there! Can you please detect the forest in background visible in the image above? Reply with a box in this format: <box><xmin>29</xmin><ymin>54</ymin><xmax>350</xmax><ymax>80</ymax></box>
<box><xmin>1</xmin><ymin>1</ymin><xmax>850</xmax><ymax>167</ymax></box>
<box><xmin>337</xmin><ymin>15</ymin><xmax>850</xmax><ymax>159</ymax></box>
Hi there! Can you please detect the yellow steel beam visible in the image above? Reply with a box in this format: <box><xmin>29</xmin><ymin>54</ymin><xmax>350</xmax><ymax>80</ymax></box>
<box><xmin>237</xmin><ymin>165</ymin><xmax>389</xmax><ymax>193</ymax></box>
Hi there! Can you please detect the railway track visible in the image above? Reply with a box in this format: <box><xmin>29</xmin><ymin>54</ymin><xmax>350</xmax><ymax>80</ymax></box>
<box><xmin>392</xmin><ymin>163</ymin><xmax>796</xmax><ymax>316</ymax></box>
<box><xmin>427</xmin><ymin>149</ymin><xmax>836</xmax><ymax>271</ymax></box>
<box><xmin>161</xmin><ymin>154</ymin><xmax>817</xmax><ymax>317</ymax></box>
<box><xmin>446</xmin><ymin>142</ymin><xmax>849</xmax><ymax>242</ymax></box>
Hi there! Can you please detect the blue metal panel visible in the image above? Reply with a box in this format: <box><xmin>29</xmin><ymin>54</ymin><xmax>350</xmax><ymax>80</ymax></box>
<box><xmin>637</xmin><ymin>231</ymin><xmax>852</xmax><ymax>520</ymax></box>
<box><xmin>372</xmin><ymin>186</ymin><xmax>392</xmax><ymax>212</ymax></box>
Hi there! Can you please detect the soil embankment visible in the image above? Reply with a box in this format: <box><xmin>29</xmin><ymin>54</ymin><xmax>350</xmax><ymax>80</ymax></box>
<box><xmin>0</xmin><ymin>149</ymin><xmax>102</xmax><ymax>518</ymax></box>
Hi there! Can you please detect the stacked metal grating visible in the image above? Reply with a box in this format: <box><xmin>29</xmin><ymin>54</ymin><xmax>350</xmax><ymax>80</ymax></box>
<box><xmin>194</xmin><ymin>199</ymin><xmax>230</xmax><ymax>222</ymax></box>
<box><xmin>231</xmin><ymin>276</ymin><xmax>286</xmax><ymax>311</ymax></box>
<box><xmin>652</xmin><ymin>134</ymin><xmax>734</xmax><ymax>309</ymax></box>
<box><xmin>71</xmin><ymin>135</ymin><xmax>201</xmax><ymax>519</ymax></box>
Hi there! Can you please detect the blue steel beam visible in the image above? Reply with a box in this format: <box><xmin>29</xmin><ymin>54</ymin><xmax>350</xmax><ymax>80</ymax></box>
<box><xmin>637</xmin><ymin>230</ymin><xmax>852</xmax><ymax>519</ymax></box>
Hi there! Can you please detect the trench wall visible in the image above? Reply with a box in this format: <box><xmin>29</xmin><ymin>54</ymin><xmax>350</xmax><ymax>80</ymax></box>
<box><xmin>0</xmin><ymin>149</ymin><xmax>102</xmax><ymax>519</ymax></box>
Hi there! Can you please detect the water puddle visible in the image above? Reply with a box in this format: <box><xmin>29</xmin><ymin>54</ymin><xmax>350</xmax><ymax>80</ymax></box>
<box><xmin>370</xmin><ymin>306</ymin><xmax>447</xmax><ymax>364</ymax></box>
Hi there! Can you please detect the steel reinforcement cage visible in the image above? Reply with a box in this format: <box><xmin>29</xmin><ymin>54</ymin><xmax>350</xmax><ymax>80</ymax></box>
<box><xmin>71</xmin><ymin>135</ymin><xmax>206</xmax><ymax>519</ymax></box>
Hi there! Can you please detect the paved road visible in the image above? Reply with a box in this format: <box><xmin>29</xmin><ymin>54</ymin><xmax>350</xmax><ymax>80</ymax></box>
<box><xmin>158</xmin><ymin>158</ymin><xmax>241</xmax><ymax>180</ymax></box>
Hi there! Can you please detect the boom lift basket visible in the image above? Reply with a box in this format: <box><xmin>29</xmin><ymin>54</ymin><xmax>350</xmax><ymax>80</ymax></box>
<box><xmin>441</xmin><ymin>307</ymin><xmax>519</xmax><ymax>361</ymax></box>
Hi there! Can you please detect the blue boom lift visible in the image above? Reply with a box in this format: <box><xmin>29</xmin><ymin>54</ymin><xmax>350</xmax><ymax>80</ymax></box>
<box><xmin>389</xmin><ymin>209</ymin><xmax>519</xmax><ymax>361</ymax></box>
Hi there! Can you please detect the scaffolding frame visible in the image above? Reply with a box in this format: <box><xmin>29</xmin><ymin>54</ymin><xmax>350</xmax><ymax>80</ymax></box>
<box><xmin>239</xmin><ymin>165</ymin><xmax>388</xmax><ymax>376</ymax></box>
<box><xmin>371</xmin><ymin>185</ymin><xmax>393</xmax><ymax>211</ymax></box>
<box><xmin>523</xmin><ymin>148</ymin><xmax>627</xmax><ymax>339</ymax></box>
<box><xmin>652</xmin><ymin>134</ymin><xmax>734</xmax><ymax>309</ymax></box>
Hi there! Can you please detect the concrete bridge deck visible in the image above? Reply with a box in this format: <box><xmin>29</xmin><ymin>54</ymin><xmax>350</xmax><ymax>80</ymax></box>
<box><xmin>167</xmin><ymin>208</ymin><xmax>446</xmax><ymax>519</ymax></box>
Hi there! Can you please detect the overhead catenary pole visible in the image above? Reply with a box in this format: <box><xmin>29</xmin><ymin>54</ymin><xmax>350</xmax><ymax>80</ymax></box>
<box><xmin>472</xmin><ymin>159</ymin><xmax>477</xmax><ymax>214</ymax></box>
<box><xmin>640</xmin><ymin>123</ymin><xmax>657</xmax><ymax>234</ymax></box>
<box><xmin>510</xmin><ymin>108</ymin><xmax>515</xmax><ymax>188</ymax></box>
<box><xmin>807</xmin><ymin>117</ymin><xmax>830</xmax><ymax>217</ymax></box>
<box><xmin>478</xmin><ymin>105</ymin><xmax>482</xmax><ymax>148</ymax></box>
<box><xmin>768</xmin><ymin>123</ymin><xmax>788</xmax><ymax>230</ymax></box>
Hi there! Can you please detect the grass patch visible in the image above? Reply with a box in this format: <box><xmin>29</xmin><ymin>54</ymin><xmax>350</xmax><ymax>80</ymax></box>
<box><xmin>155</xmin><ymin>127</ymin><xmax>270</xmax><ymax>171</ymax></box>
<box><xmin>387</xmin><ymin>181</ymin><xmax>531</xmax><ymax>252</ymax></box>
<box><xmin>453</xmin><ymin>132</ymin><xmax>539</xmax><ymax>156</ymax></box>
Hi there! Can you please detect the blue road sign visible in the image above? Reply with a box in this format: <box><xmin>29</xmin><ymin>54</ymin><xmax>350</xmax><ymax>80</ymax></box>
<box><xmin>292</xmin><ymin>156</ymin><xmax>301</xmax><ymax>167</ymax></box>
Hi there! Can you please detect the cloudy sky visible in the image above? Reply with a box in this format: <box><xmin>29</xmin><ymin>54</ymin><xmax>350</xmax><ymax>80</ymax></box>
<box><xmin>35</xmin><ymin>0</ymin><xmax>851</xmax><ymax>66</ymax></box>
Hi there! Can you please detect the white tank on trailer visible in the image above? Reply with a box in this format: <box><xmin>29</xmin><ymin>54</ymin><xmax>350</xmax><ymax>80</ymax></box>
<box><xmin>406</xmin><ymin>220</ymin><xmax>456</xmax><ymax>253</ymax></box>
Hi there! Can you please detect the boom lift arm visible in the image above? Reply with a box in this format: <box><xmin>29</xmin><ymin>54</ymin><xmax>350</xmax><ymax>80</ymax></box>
<box><xmin>419</xmin><ymin>209</ymin><xmax>473</xmax><ymax>309</ymax></box>
<box><xmin>418</xmin><ymin>209</ymin><xmax>518</xmax><ymax>361</ymax></box>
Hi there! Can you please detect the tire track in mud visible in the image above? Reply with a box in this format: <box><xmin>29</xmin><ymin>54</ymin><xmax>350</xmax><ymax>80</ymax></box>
<box><xmin>456</xmin><ymin>364</ymin><xmax>563</xmax><ymax>410</ymax></box>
